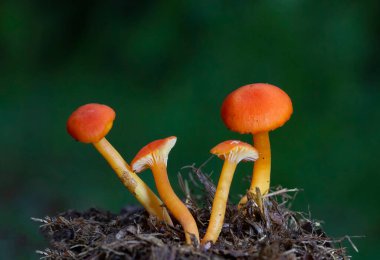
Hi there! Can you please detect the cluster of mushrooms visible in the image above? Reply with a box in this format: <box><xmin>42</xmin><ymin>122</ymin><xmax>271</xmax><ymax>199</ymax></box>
<box><xmin>66</xmin><ymin>83</ymin><xmax>293</xmax><ymax>247</ymax></box>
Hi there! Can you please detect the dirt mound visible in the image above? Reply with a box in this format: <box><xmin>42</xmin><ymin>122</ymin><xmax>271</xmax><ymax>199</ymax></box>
<box><xmin>34</xmin><ymin>166</ymin><xmax>352</xmax><ymax>259</ymax></box>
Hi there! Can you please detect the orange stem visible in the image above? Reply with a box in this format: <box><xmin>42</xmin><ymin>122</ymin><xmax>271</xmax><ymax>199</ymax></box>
<box><xmin>250</xmin><ymin>131</ymin><xmax>271</xmax><ymax>194</ymax></box>
<box><xmin>202</xmin><ymin>161</ymin><xmax>236</xmax><ymax>244</ymax></box>
<box><xmin>151</xmin><ymin>162</ymin><xmax>199</xmax><ymax>245</ymax></box>
<box><xmin>238</xmin><ymin>131</ymin><xmax>271</xmax><ymax>206</ymax></box>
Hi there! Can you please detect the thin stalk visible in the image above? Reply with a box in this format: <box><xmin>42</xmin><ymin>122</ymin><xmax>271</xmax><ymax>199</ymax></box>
<box><xmin>151</xmin><ymin>162</ymin><xmax>199</xmax><ymax>245</ymax></box>
<box><xmin>238</xmin><ymin>131</ymin><xmax>271</xmax><ymax>206</ymax></box>
<box><xmin>202</xmin><ymin>161</ymin><xmax>237</xmax><ymax>244</ymax></box>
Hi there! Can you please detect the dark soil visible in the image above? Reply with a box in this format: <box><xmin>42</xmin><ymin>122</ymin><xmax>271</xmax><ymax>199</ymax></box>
<box><xmin>34</xmin><ymin>165</ymin><xmax>354</xmax><ymax>259</ymax></box>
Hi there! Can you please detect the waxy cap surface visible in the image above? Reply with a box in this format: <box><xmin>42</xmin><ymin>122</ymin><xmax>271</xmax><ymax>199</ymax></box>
<box><xmin>211</xmin><ymin>140</ymin><xmax>259</xmax><ymax>163</ymax></box>
<box><xmin>131</xmin><ymin>136</ymin><xmax>177</xmax><ymax>172</ymax></box>
<box><xmin>221</xmin><ymin>83</ymin><xmax>293</xmax><ymax>134</ymax></box>
<box><xmin>67</xmin><ymin>103</ymin><xmax>115</xmax><ymax>143</ymax></box>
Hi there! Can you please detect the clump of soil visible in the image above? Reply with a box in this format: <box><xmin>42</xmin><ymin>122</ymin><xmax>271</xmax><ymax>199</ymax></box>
<box><xmin>34</xmin><ymin>165</ymin><xmax>353</xmax><ymax>259</ymax></box>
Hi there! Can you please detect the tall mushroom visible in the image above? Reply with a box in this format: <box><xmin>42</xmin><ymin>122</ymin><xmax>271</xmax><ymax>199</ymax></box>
<box><xmin>201</xmin><ymin>140</ymin><xmax>258</xmax><ymax>245</ymax></box>
<box><xmin>221</xmin><ymin>83</ymin><xmax>293</xmax><ymax>205</ymax></box>
<box><xmin>67</xmin><ymin>103</ymin><xmax>173</xmax><ymax>225</ymax></box>
<box><xmin>131</xmin><ymin>136</ymin><xmax>200</xmax><ymax>245</ymax></box>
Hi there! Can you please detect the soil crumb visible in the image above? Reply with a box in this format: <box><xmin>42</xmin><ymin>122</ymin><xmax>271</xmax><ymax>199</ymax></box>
<box><xmin>34</xmin><ymin>165</ymin><xmax>353</xmax><ymax>259</ymax></box>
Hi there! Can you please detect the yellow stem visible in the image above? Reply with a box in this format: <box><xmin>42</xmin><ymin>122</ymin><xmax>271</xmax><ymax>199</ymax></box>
<box><xmin>250</xmin><ymin>131</ymin><xmax>271</xmax><ymax>194</ymax></box>
<box><xmin>151</xmin><ymin>162</ymin><xmax>199</xmax><ymax>245</ymax></box>
<box><xmin>202</xmin><ymin>161</ymin><xmax>237</xmax><ymax>245</ymax></box>
<box><xmin>238</xmin><ymin>131</ymin><xmax>271</xmax><ymax>206</ymax></box>
<box><xmin>93</xmin><ymin>138</ymin><xmax>173</xmax><ymax>226</ymax></box>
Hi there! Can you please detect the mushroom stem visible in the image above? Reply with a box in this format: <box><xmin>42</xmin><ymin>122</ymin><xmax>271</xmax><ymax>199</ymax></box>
<box><xmin>151</xmin><ymin>161</ymin><xmax>200</xmax><ymax>245</ymax></box>
<box><xmin>238</xmin><ymin>131</ymin><xmax>271</xmax><ymax>206</ymax></box>
<box><xmin>93</xmin><ymin>138</ymin><xmax>131</xmax><ymax>176</ymax></box>
<box><xmin>93</xmin><ymin>138</ymin><xmax>173</xmax><ymax>226</ymax></box>
<box><xmin>250</xmin><ymin>131</ymin><xmax>271</xmax><ymax>194</ymax></box>
<box><xmin>202</xmin><ymin>161</ymin><xmax>237</xmax><ymax>245</ymax></box>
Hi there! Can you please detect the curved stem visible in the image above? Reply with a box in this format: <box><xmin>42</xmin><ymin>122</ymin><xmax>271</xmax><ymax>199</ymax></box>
<box><xmin>238</xmin><ymin>131</ymin><xmax>271</xmax><ymax>206</ymax></box>
<box><xmin>151</xmin><ymin>162</ymin><xmax>199</xmax><ymax>245</ymax></box>
<box><xmin>202</xmin><ymin>161</ymin><xmax>236</xmax><ymax>245</ymax></box>
<box><xmin>93</xmin><ymin>138</ymin><xmax>173</xmax><ymax>226</ymax></box>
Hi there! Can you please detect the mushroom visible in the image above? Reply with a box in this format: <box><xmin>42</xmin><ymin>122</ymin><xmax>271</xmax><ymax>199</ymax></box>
<box><xmin>201</xmin><ymin>140</ymin><xmax>258</xmax><ymax>245</ymax></box>
<box><xmin>67</xmin><ymin>103</ymin><xmax>173</xmax><ymax>225</ymax></box>
<box><xmin>131</xmin><ymin>136</ymin><xmax>200</xmax><ymax>245</ymax></box>
<box><xmin>221</xmin><ymin>83</ymin><xmax>293</xmax><ymax>205</ymax></box>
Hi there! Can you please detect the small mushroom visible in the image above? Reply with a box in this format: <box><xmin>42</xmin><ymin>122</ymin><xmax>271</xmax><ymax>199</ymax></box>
<box><xmin>67</xmin><ymin>103</ymin><xmax>172</xmax><ymax>225</ymax></box>
<box><xmin>131</xmin><ymin>136</ymin><xmax>200</xmax><ymax>245</ymax></box>
<box><xmin>201</xmin><ymin>140</ymin><xmax>258</xmax><ymax>245</ymax></box>
<box><xmin>221</xmin><ymin>83</ymin><xmax>293</xmax><ymax>205</ymax></box>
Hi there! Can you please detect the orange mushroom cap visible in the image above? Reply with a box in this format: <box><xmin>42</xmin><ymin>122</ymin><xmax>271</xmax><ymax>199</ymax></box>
<box><xmin>211</xmin><ymin>140</ymin><xmax>259</xmax><ymax>163</ymax></box>
<box><xmin>67</xmin><ymin>103</ymin><xmax>116</xmax><ymax>143</ymax></box>
<box><xmin>221</xmin><ymin>83</ymin><xmax>293</xmax><ymax>134</ymax></box>
<box><xmin>131</xmin><ymin>136</ymin><xmax>177</xmax><ymax>172</ymax></box>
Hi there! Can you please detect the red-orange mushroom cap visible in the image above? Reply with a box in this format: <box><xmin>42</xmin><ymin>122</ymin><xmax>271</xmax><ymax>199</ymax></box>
<box><xmin>67</xmin><ymin>103</ymin><xmax>116</xmax><ymax>143</ymax></box>
<box><xmin>131</xmin><ymin>136</ymin><xmax>176</xmax><ymax>173</ymax></box>
<box><xmin>211</xmin><ymin>140</ymin><xmax>259</xmax><ymax>163</ymax></box>
<box><xmin>221</xmin><ymin>83</ymin><xmax>293</xmax><ymax>134</ymax></box>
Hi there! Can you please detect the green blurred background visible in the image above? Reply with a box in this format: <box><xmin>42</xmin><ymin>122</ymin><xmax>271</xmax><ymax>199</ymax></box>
<box><xmin>1</xmin><ymin>1</ymin><xmax>379</xmax><ymax>259</ymax></box>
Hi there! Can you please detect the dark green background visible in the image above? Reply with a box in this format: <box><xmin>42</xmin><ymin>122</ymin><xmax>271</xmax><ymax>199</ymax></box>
<box><xmin>1</xmin><ymin>1</ymin><xmax>379</xmax><ymax>259</ymax></box>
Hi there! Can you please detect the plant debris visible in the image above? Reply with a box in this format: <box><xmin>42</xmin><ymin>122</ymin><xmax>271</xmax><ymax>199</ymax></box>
<box><xmin>34</xmin><ymin>165</ymin><xmax>354</xmax><ymax>259</ymax></box>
